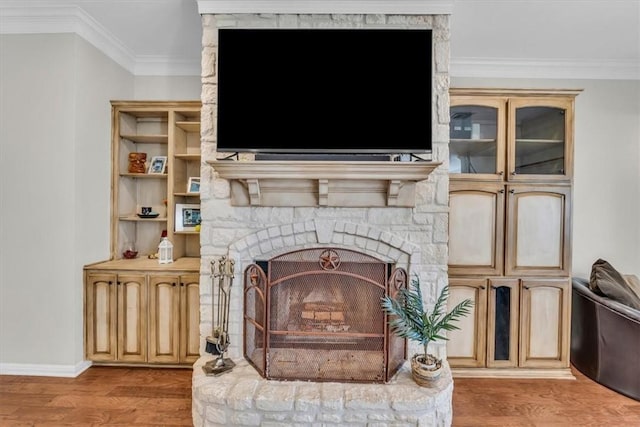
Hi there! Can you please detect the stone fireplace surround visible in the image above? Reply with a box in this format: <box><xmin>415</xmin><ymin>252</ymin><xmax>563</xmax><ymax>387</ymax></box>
<box><xmin>194</xmin><ymin>3</ymin><xmax>452</xmax><ymax>426</ymax></box>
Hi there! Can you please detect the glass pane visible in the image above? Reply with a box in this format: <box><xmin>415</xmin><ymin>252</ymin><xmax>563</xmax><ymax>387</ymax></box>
<box><xmin>493</xmin><ymin>286</ymin><xmax>511</xmax><ymax>361</ymax></box>
<box><xmin>450</xmin><ymin>105</ymin><xmax>498</xmax><ymax>174</ymax></box>
<box><xmin>515</xmin><ymin>106</ymin><xmax>565</xmax><ymax>175</ymax></box>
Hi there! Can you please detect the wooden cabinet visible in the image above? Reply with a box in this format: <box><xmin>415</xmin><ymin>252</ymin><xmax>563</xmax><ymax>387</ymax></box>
<box><xmin>447</xmin><ymin>277</ymin><xmax>570</xmax><ymax>372</ymax></box>
<box><xmin>446</xmin><ymin>278</ymin><xmax>487</xmax><ymax>368</ymax></box>
<box><xmin>449</xmin><ymin>182</ymin><xmax>571</xmax><ymax>277</ymax></box>
<box><xmin>505</xmin><ymin>185</ymin><xmax>571</xmax><ymax>276</ymax></box>
<box><xmin>84</xmin><ymin>258</ymin><xmax>200</xmax><ymax>366</ymax></box>
<box><xmin>449</xmin><ymin>182</ymin><xmax>505</xmax><ymax>276</ymax></box>
<box><xmin>85</xmin><ymin>272</ymin><xmax>146</xmax><ymax>363</ymax></box>
<box><xmin>450</xmin><ymin>89</ymin><xmax>577</xmax><ymax>182</ymax></box>
<box><xmin>447</xmin><ymin>89</ymin><xmax>578</xmax><ymax>378</ymax></box>
<box><xmin>84</xmin><ymin>101</ymin><xmax>202</xmax><ymax>367</ymax></box>
<box><xmin>148</xmin><ymin>273</ymin><xmax>200</xmax><ymax>364</ymax></box>
<box><xmin>519</xmin><ymin>278</ymin><xmax>571</xmax><ymax>368</ymax></box>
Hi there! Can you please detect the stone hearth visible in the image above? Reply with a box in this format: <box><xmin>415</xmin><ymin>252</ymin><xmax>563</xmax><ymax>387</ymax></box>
<box><xmin>195</xmin><ymin>5</ymin><xmax>452</xmax><ymax>426</ymax></box>
<box><xmin>193</xmin><ymin>358</ymin><xmax>453</xmax><ymax>426</ymax></box>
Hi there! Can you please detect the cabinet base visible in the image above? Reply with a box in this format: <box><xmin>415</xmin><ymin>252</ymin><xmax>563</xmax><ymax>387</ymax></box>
<box><xmin>89</xmin><ymin>361</ymin><xmax>195</xmax><ymax>369</ymax></box>
<box><xmin>452</xmin><ymin>367</ymin><xmax>575</xmax><ymax>380</ymax></box>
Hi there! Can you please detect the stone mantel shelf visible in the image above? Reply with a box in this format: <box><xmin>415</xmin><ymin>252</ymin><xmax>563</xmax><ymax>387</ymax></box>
<box><xmin>208</xmin><ymin>160</ymin><xmax>441</xmax><ymax>207</ymax></box>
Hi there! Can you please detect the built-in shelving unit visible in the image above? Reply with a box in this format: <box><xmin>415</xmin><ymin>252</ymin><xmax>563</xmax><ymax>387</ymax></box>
<box><xmin>446</xmin><ymin>88</ymin><xmax>581</xmax><ymax>379</ymax></box>
<box><xmin>84</xmin><ymin>101</ymin><xmax>202</xmax><ymax>367</ymax></box>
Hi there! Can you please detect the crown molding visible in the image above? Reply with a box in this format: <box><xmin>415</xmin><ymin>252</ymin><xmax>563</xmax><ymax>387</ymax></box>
<box><xmin>0</xmin><ymin>4</ymin><xmax>137</xmax><ymax>73</ymax></box>
<box><xmin>197</xmin><ymin>0</ymin><xmax>454</xmax><ymax>15</ymax></box>
<box><xmin>0</xmin><ymin>4</ymin><xmax>201</xmax><ymax>76</ymax></box>
<box><xmin>452</xmin><ymin>57</ymin><xmax>640</xmax><ymax>81</ymax></box>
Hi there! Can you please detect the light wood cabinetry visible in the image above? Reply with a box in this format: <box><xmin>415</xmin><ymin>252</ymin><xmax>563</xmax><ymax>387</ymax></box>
<box><xmin>84</xmin><ymin>101</ymin><xmax>202</xmax><ymax>367</ymax></box>
<box><xmin>148</xmin><ymin>273</ymin><xmax>200</xmax><ymax>364</ymax></box>
<box><xmin>85</xmin><ymin>272</ymin><xmax>147</xmax><ymax>363</ymax></box>
<box><xmin>449</xmin><ymin>182</ymin><xmax>505</xmax><ymax>276</ymax></box>
<box><xmin>505</xmin><ymin>185</ymin><xmax>571</xmax><ymax>276</ymax></box>
<box><xmin>519</xmin><ymin>278</ymin><xmax>571</xmax><ymax>368</ymax></box>
<box><xmin>84</xmin><ymin>258</ymin><xmax>200</xmax><ymax>366</ymax></box>
<box><xmin>446</xmin><ymin>278</ymin><xmax>487</xmax><ymax>368</ymax></box>
<box><xmin>447</xmin><ymin>89</ymin><xmax>579</xmax><ymax>378</ymax></box>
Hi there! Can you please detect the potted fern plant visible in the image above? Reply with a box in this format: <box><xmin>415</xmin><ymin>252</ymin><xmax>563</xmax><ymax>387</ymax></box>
<box><xmin>381</xmin><ymin>276</ymin><xmax>473</xmax><ymax>386</ymax></box>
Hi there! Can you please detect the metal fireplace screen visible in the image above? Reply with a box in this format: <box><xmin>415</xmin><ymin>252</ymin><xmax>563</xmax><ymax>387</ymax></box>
<box><xmin>243</xmin><ymin>248</ymin><xmax>407</xmax><ymax>383</ymax></box>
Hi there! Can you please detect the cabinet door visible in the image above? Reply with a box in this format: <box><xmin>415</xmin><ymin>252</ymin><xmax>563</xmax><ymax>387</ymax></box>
<box><xmin>85</xmin><ymin>273</ymin><xmax>117</xmax><ymax>361</ymax></box>
<box><xmin>148</xmin><ymin>274</ymin><xmax>180</xmax><ymax>363</ymax></box>
<box><xmin>486</xmin><ymin>279</ymin><xmax>520</xmax><ymax>368</ymax></box>
<box><xmin>449</xmin><ymin>96</ymin><xmax>507</xmax><ymax>180</ymax></box>
<box><xmin>519</xmin><ymin>279</ymin><xmax>570</xmax><ymax>368</ymax></box>
<box><xmin>180</xmin><ymin>274</ymin><xmax>201</xmax><ymax>363</ymax></box>
<box><xmin>507</xmin><ymin>97</ymin><xmax>574</xmax><ymax>181</ymax></box>
<box><xmin>449</xmin><ymin>182</ymin><xmax>505</xmax><ymax>276</ymax></box>
<box><xmin>116</xmin><ymin>274</ymin><xmax>147</xmax><ymax>362</ymax></box>
<box><xmin>505</xmin><ymin>185</ymin><xmax>571</xmax><ymax>276</ymax></box>
<box><xmin>446</xmin><ymin>278</ymin><xmax>487</xmax><ymax>368</ymax></box>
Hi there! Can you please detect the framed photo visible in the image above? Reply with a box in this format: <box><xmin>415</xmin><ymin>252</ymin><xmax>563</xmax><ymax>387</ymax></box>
<box><xmin>148</xmin><ymin>156</ymin><xmax>167</xmax><ymax>174</ymax></box>
<box><xmin>175</xmin><ymin>203</ymin><xmax>201</xmax><ymax>232</ymax></box>
<box><xmin>187</xmin><ymin>177</ymin><xmax>201</xmax><ymax>194</ymax></box>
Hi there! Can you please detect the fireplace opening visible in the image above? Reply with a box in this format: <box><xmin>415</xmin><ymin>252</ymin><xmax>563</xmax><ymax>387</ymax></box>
<box><xmin>243</xmin><ymin>248</ymin><xmax>407</xmax><ymax>383</ymax></box>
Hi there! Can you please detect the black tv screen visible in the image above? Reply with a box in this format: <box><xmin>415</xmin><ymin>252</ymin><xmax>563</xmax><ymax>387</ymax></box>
<box><xmin>216</xmin><ymin>28</ymin><xmax>432</xmax><ymax>154</ymax></box>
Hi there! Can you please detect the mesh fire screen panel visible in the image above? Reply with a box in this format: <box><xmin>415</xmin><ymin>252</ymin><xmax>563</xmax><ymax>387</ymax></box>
<box><xmin>243</xmin><ymin>248</ymin><xmax>406</xmax><ymax>383</ymax></box>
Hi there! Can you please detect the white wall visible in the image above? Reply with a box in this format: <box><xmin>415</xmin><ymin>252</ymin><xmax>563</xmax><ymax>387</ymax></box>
<box><xmin>0</xmin><ymin>34</ymin><xmax>201</xmax><ymax>375</ymax></box>
<box><xmin>0</xmin><ymin>34</ymin><xmax>133</xmax><ymax>373</ymax></box>
<box><xmin>134</xmin><ymin>76</ymin><xmax>201</xmax><ymax>99</ymax></box>
<box><xmin>452</xmin><ymin>77</ymin><xmax>640</xmax><ymax>278</ymax></box>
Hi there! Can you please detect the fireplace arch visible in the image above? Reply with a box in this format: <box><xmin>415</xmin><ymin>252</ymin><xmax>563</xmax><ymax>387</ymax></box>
<box><xmin>243</xmin><ymin>247</ymin><xmax>407</xmax><ymax>383</ymax></box>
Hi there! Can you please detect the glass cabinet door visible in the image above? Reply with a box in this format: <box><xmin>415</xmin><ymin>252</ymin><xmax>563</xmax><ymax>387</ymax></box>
<box><xmin>449</xmin><ymin>98</ymin><xmax>506</xmax><ymax>179</ymax></box>
<box><xmin>508</xmin><ymin>98</ymin><xmax>573</xmax><ymax>180</ymax></box>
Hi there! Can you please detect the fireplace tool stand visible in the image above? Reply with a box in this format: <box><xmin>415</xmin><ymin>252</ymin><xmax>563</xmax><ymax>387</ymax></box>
<box><xmin>203</xmin><ymin>255</ymin><xmax>236</xmax><ymax>376</ymax></box>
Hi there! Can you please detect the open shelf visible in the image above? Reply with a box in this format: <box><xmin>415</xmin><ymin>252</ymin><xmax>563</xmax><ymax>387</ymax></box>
<box><xmin>175</xmin><ymin>121</ymin><xmax>200</xmax><ymax>132</ymax></box>
<box><xmin>120</xmin><ymin>134</ymin><xmax>168</xmax><ymax>144</ymax></box>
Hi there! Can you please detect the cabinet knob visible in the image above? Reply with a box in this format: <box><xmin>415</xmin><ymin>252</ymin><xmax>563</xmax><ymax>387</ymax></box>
<box><xmin>479</xmin><ymin>285</ymin><xmax>486</xmax><ymax>290</ymax></box>
<box><xmin>524</xmin><ymin>285</ymin><xmax>531</xmax><ymax>290</ymax></box>
<box><xmin>511</xmin><ymin>171</ymin><xmax>517</xmax><ymax>175</ymax></box>
<box><xmin>509</xmin><ymin>189</ymin><xmax>515</xmax><ymax>194</ymax></box>
<box><xmin>117</xmin><ymin>281</ymin><xmax>121</xmax><ymax>286</ymax></box>
<box><xmin>108</xmin><ymin>281</ymin><xmax>113</xmax><ymax>285</ymax></box>
<box><xmin>498</xmin><ymin>171</ymin><xmax>504</xmax><ymax>176</ymax></box>
<box><xmin>172</xmin><ymin>282</ymin><xmax>177</xmax><ymax>287</ymax></box>
<box><xmin>498</xmin><ymin>189</ymin><xmax>505</xmax><ymax>194</ymax></box>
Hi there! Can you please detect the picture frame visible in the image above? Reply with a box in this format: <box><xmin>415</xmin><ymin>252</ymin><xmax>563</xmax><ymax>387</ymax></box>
<box><xmin>148</xmin><ymin>156</ymin><xmax>167</xmax><ymax>174</ymax></box>
<box><xmin>187</xmin><ymin>177</ymin><xmax>201</xmax><ymax>194</ymax></box>
<box><xmin>175</xmin><ymin>203</ymin><xmax>201</xmax><ymax>232</ymax></box>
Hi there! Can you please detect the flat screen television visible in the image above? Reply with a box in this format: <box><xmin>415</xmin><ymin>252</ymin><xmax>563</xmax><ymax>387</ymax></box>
<box><xmin>216</xmin><ymin>28</ymin><xmax>432</xmax><ymax>155</ymax></box>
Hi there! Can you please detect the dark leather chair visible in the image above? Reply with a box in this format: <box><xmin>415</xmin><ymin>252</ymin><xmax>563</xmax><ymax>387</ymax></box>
<box><xmin>571</xmin><ymin>277</ymin><xmax>640</xmax><ymax>401</ymax></box>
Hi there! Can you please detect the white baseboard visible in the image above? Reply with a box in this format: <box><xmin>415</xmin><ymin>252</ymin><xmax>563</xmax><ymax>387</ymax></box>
<box><xmin>0</xmin><ymin>360</ymin><xmax>92</xmax><ymax>378</ymax></box>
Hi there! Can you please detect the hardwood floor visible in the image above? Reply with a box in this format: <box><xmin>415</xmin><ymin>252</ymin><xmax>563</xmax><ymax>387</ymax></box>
<box><xmin>1</xmin><ymin>366</ymin><xmax>639</xmax><ymax>426</ymax></box>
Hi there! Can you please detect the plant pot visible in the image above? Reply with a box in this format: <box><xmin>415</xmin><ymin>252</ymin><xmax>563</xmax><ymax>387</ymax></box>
<box><xmin>410</xmin><ymin>353</ymin><xmax>442</xmax><ymax>386</ymax></box>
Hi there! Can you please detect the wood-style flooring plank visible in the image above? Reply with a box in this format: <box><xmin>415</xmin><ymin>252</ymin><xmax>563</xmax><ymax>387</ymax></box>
<box><xmin>0</xmin><ymin>365</ymin><xmax>639</xmax><ymax>426</ymax></box>
<box><xmin>452</xmin><ymin>367</ymin><xmax>640</xmax><ymax>426</ymax></box>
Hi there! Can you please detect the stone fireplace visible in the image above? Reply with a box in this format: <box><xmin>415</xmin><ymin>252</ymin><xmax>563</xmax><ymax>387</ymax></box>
<box><xmin>194</xmin><ymin>4</ymin><xmax>452</xmax><ymax>426</ymax></box>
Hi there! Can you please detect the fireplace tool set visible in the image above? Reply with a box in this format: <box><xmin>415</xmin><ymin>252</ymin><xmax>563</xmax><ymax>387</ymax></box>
<box><xmin>203</xmin><ymin>255</ymin><xmax>236</xmax><ymax>376</ymax></box>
